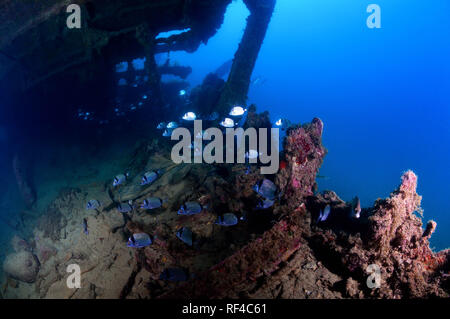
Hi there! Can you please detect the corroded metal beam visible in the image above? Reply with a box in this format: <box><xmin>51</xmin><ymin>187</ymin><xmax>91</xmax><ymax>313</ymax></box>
<box><xmin>216</xmin><ymin>0</ymin><xmax>276</xmax><ymax>113</ymax></box>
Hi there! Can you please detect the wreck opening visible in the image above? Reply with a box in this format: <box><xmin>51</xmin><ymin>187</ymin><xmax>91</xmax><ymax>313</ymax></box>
<box><xmin>0</xmin><ymin>0</ymin><xmax>275</xmax><ymax>144</ymax></box>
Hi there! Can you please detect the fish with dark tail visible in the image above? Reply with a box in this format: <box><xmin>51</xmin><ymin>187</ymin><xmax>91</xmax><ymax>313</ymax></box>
<box><xmin>86</xmin><ymin>199</ymin><xmax>102</xmax><ymax>214</ymax></box>
<box><xmin>178</xmin><ymin>201</ymin><xmax>207</xmax><ymax>216</ymax></box>
<box><xmin>253</xmin><ymin>179</ymin><xmax>277</xmax><ymax>201</ymax></box>
<box><xmin>118</xmin><ymin>202</ymin><xmax>134</xmax><ymax>213</ymax></box>
<box><xmin>140</xmin><ymin>169</ymin><xmax>163</xmax><ymax>186</ymax></box>
<box><xmin>127</xmin><ymin>233</ymin><xmax>152</xmax><ymax>248</ymax></box>
<box><xmin>176</xmin><ymin>227</ymin><xmax>193</xmax><ymax>246</ymax></box>
<box><xmin>141</xmin><ymin>197</ymin><xmax>165</xmax><ymax>210</ymax></box>
<box><xmin>113</xmin><ymin>173</ymin><xmax>129</xmax><ymax>187</ymax></box>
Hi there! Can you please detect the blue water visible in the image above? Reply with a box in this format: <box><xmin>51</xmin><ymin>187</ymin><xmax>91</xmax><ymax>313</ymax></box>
<box><xmin>170</xmin><ymin>0</ymin><xmax>450</xmax><ymax>250</ymax></box>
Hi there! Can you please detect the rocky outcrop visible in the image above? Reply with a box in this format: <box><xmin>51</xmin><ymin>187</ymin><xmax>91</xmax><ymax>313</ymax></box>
<box><xmin>365</xmin><ymin>171</ymin><xmax>449</xmax><ymax>297</ymax></box>
<box><xmin>3</xmin><ymin>251</ymin><xmax>40</xmax><ymax>283</ymax></box>
<box><xmin>306</xmin><ymin>171</ymin><xmax>450</xmax><ymax>298</ymax></box>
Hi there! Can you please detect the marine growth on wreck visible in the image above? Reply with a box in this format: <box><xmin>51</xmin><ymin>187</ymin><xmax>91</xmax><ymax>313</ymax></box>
<box><xmin>0</xmin><ymin>0</ymin><xmax>448</xmax><ymax>301</ymax></box>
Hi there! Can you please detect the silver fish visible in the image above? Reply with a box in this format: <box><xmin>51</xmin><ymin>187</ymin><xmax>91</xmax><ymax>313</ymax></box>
<box><xmin>118</xmin><ymin>202</ymin><xmax>134</xmax><ymax>213</ymax></box>
<box><xmin>317</xmin><ymin>204</ymin><xmax>331</xmax><ymax>222</ymax></box>
<box><xmin>273</xmin><ymin>118</ymin><xmax>283</xmax><ymax>127</ymax></box>
<box><xmin>166</xmin><ymin>122</ymin><xmax>179</xmax><ymax>129</ymax></box>
<box><xmin>253</xmin><ymin>179</ymin><xmax>277</xmax><ymax>200</ymax></box>
<box><xmin>86</xmin><ymin>199</ymin><xmax>101</xmax><ymax>210</ymax></box>
<box><xmin>215</xmin><ymin>213</ymin><xmax>238</xmax><ymax>226</ymax></box>
<box><xmin>127</xmin><ymin>233</ymin><xmax>152</xmax><ymax>248</ymax></box>
<box><xmin>229</xmin><ymin>106</ymin><xmax>246</xmax><ymax>116</ymax></box>
<box><xmin>141</xmin><ymin>197</ymin><xmax>164</xmax><ymax>210</ymax></box>
<box><xmin>141</xmin><ymin>170</ymin><xmax>161</xmax><ymax>186</ymax></box>
<box><xmin>113</xmin><ymin>173</ymin><xmax>129</xmax><ymax>187</ymax></box>
<box><xmin>182</xmin><ymin>112</ymin><xmax>196</xmax><ymax>121</ymax></box>
<box><xmin>245</xmin><ymin>149</ymin><xmax>260</xmax><ymax>160</ymax></box>
<box><xmin>177</xmin><ymin>201</ymin><xmax>206</xmax><ymax>216</ymax></box>
<box><xmin>220</xmin><ymin>118</ymin><xmax>235</xmax><ymax>128</ymax></box>
<box><xmin>176</xmin><ymin>227</ymin><xmax>193</xmax><ymax>246</ymax></box>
